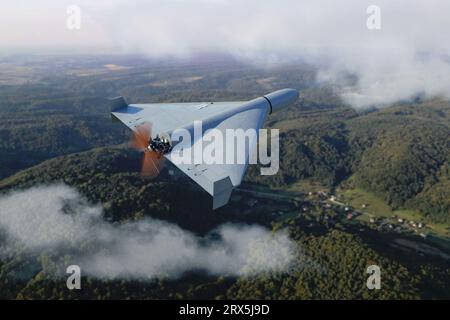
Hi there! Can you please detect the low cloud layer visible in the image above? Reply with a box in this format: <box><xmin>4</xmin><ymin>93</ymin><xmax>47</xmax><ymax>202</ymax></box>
<box><xmin>2</xmin><ymin>0</ymin><xmax>450</xmax><ymax>107</ymax></box>
<box><xmin>0</xmin><ymin>184</ymin><xmax>296</xmax><ymax>279</ymax></box>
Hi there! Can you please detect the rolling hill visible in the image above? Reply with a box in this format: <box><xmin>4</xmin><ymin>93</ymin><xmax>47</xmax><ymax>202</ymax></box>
<box><xmin>0</xmin><ymin>145</ymin><xmax>448</xmax><ymax>299</ymax></box>
<box><xmin>0</xmin><ymin>55</ymin><xmax>449</xmax><ymax>299</ymax></box>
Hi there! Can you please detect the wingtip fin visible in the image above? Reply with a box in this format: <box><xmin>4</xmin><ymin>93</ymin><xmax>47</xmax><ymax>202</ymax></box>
<box><xmin>109</xmin><ymin>96</ymin><xmax>128</xmax><ymax>112</ymax></box>
<box><xmin>212</xmin><ymin>176</ymin><xmax>233</xmax><ymax>210</ymax></box>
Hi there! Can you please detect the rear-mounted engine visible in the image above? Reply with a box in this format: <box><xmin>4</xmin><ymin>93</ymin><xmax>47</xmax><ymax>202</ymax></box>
<box><xmin>149</xmin><ymin>135</ymin><xmax>172</xmax><ymax>154</ymax></box>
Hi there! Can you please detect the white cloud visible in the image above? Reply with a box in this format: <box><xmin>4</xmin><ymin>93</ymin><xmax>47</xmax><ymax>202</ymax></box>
<box><xmin>0</xmin><ymin>184</ymin><xmax>297</xmax><ymax>279</ymax></box>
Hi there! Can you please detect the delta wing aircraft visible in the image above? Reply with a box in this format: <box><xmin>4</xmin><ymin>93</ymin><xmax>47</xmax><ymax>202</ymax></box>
<box><xmin>110</xmin><ymin>88</ymin><xmax>299</xmax><ymax>209</ymax></box>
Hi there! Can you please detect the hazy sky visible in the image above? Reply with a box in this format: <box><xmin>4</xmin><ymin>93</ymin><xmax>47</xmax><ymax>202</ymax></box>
<box><xmin>1</xmin><ymin>0</ymin><xmax>450</xmax><ymax>107</ymax></box>
<box><xmin>1</xmin><ymin>0</ymin><xmax>449</xmax><ymax>55</ymax></box>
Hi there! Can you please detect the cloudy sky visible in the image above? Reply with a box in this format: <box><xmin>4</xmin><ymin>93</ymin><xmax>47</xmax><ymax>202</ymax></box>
<box><xmin>1</xmin><ymin>0</ymin><xmax>450</xmax><ymax>107</ymax></box>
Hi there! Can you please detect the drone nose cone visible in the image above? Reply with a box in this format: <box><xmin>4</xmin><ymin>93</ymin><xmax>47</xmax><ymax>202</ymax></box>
<box><xmin>264</xmin><ymin>88</ymin><xmax>299</xmax><ymax>113</ymax></box>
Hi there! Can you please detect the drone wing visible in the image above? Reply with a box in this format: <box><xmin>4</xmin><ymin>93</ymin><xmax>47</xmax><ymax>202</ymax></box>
<box><xmin>111</xmin><ymin>96</ymin><xmax>269</xmax><ymax>209</ymax></box>
<box><xmin>165</xmin><ymin>105</ymin><xmax>269</xmax><ymax>209</ymax></box>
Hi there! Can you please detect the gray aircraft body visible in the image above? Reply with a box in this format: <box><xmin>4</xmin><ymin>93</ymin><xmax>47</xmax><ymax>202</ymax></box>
<box><xmin>111</xmin><ymin>88</ymin><xmax>299</xmax><ymax>209</ymax></box>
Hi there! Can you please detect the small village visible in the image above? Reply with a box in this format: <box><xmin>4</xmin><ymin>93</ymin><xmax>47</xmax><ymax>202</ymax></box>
<box><xmin>310</xmin><ymin>190</ymin><xmax>430</xmax><ymax>239</ymax></box>
<box><xmin>233</xmin><ymin>187</ymin><xmax>438</xmax><ymax>242</ymax></box>
<box><xmin>230</xmin><ymin>186</ymin><xmax>450</xmax><ymax>261</ymax></box>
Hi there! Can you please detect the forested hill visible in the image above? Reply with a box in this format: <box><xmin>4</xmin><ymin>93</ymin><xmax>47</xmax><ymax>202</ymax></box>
<box><xmin>0</xmin><ymin>145</ymin><xmax>448</xmax><ymax>299</ymax></box>
<box><xmin>0</xmin><ymin>55</ymin><xmax>449</xmax><ymax>228</ymax></box>
<box><xmin>247</xmin><ymin>98</ymin><xmax>450</xmax><ymax>224</ymax></box>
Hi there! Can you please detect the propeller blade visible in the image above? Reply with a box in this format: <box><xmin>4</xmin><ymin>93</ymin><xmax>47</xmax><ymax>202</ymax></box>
<box><xmin>130</xmin><ymin>122</ymin><xmax>152</xmax><ymax>151</ymax></box>
<box><xmin>141</xmin><ymin>151</ymin><xmax>165</xmax><ymax>177</ymax></box>
<box><xmin>128</xmin><ymin>122</ymin><xmax>164</xmax><ymax>177</ymax></box>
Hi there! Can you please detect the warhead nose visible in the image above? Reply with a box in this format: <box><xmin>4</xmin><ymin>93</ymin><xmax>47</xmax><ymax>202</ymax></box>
<box><xmin>264</xmin><ymin>88</ymin><xmax>299</xmax><ymax>114</ymax></box>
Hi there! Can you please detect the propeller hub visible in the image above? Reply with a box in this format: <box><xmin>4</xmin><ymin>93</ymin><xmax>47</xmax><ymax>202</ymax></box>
<box><xmin>149</xmin><ymin>136</ymin><xmax>173</xmax><ymax>155</ymax></box>
<box><xmin>130</xmin><ymin>122</ymin><xmax>167</xmax><ymax>177</ymax></box>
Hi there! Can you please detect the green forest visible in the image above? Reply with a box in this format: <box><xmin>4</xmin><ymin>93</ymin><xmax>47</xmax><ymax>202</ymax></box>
<box><xmin>0</xmin><ymin>55</ymin><xmax>449</xmax><ymax>299</ymax></box>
